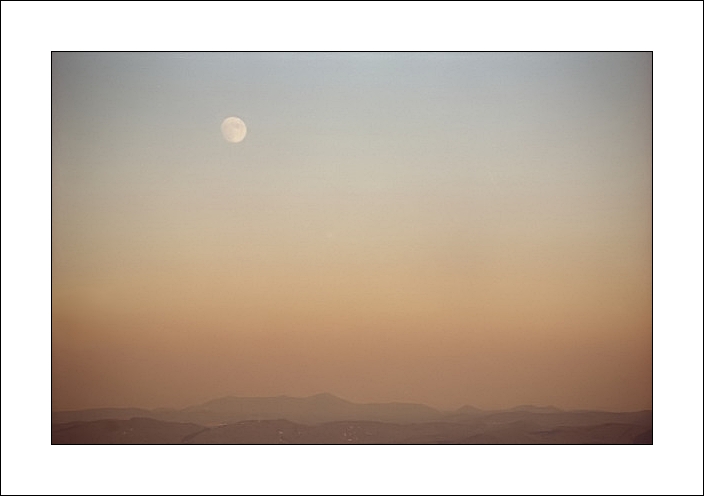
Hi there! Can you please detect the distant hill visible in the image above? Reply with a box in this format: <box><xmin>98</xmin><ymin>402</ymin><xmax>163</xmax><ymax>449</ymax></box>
<box><xmin>54</xmin><ymin>393</ymin><xmax>445</xmax><ymax>426</ymax></box>
<box><xmin>453</xmin><ymin>405</ymin><xmax>487</xmax><ymax>415</ymax></box>
<box><xmin>51</xmin><ymin>394</ymin><xmax>652</xmax><ymax>444</ymax></box>
<box><xmin>52</xmin><ymin>407</ymin><xmax>153</xmax><ymax>424</ymax></box>
<box><xmin>175</xmin><ymin>393</ymin><xmax>444</xmax><ymax>425</ymax></box>
<box><xmin>506</xmin><ymin>405</ymin><xmax>564</xmax><ymax>414</ymax></box>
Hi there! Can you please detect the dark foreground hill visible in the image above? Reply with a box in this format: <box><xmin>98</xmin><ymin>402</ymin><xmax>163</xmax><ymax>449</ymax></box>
<box><xmin>51</xmin><ymin>417</ymin><xmax>204</xmax><ymax>444</ymax></box>
<box><xmin>52</xmin><ymin>417</ymin><xmax>652</xmax><ymax>444</ymax></box>
<box><xmin>52</xmin><ymin>394</ymin><xmax>652</xmax><ymax>444</ymax></box>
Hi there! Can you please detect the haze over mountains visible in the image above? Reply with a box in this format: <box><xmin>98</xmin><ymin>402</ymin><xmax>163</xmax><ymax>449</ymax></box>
<box><xmin>52</xmin><ymin>393</ymin><xmax>652</xmax><ymax>444</ymax></box>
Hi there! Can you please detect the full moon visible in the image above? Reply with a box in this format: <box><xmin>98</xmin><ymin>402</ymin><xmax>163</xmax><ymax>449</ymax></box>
<box><xmin>221</xmin><ymin>116</ymin><xmax>247</xmax><ymax>143</ymax></box>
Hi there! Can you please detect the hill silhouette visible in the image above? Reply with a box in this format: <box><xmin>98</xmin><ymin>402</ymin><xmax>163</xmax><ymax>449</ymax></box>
<box><xmin>54</xmin><ymin>393</ymin><xmax>444</xmax><ymax>426</ymax></box>
<box><xmin>52</xmin><ymin>393</ymin><xmax>652</xmax><ymax>444</ymax></box>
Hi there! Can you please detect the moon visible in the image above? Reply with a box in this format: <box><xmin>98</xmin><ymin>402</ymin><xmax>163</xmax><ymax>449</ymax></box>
<box><xmin>221</xmin><ymin>116</ymin><xmax>247</xmax><ymax>143</ymax></box>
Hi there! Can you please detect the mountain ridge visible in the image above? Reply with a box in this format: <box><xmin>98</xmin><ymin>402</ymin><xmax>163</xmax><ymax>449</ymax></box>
<box><xmin>53</xmin><ymin>393</ymin><xmax>649</xmax><ymax>427</ymax></box>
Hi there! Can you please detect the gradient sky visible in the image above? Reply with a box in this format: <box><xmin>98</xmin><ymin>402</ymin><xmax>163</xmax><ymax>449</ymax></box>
<box><xmin>52</xmin><ymin>52</ymin><xmax>652</xmax><ymax>412</ymax></box>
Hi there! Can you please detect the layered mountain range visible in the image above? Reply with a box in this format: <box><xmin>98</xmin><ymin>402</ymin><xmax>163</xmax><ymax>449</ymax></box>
<box><xmin>52</xmin><ymin>393</ymin><xmax>652</xmax><ymax>444</ymax></box>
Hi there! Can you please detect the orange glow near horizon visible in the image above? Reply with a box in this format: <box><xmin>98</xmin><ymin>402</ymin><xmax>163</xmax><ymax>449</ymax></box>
<box><xmin>52</xmin><ymin>52</ymin><xmax>652</xmax><ymax>412</ymax></box>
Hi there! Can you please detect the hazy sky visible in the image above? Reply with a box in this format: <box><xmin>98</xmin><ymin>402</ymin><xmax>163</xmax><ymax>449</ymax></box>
<box><xmin>52</xmin><ymin>52</ymin><xmax>652</xmax><ymax>412</ymax></box>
